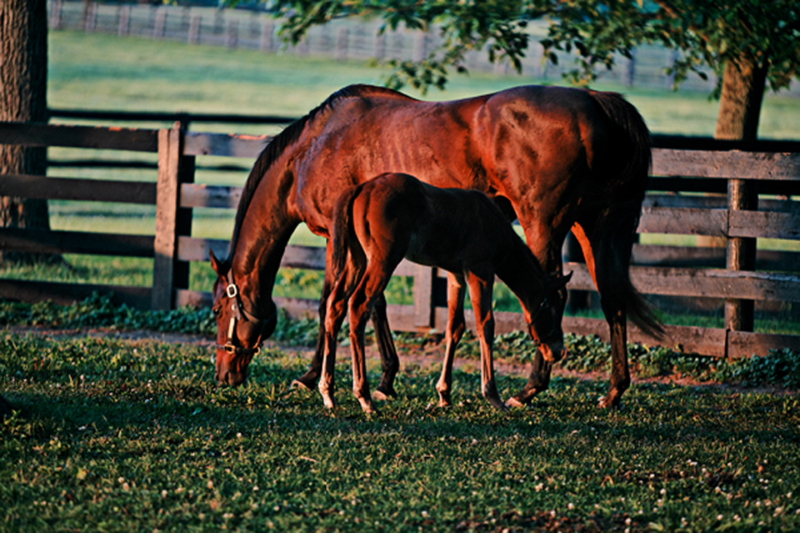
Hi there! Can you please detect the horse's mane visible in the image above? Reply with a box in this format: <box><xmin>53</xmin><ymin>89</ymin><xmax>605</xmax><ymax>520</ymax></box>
<box><xmin>227</xmin><ymin>84</ymin><xmax>408</xmax><ymax>259</ymax></box>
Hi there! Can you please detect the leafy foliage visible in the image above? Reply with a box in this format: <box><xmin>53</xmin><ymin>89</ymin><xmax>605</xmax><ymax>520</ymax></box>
<box><xmin>264</xmin><ymin>0</ymin><xmax>800</xmax><ymax>96</ymax></box>
<box><xmin>0</xmin><ymin>292</ymin><xmax>217</xmax><ymax>336</ymax></box>
<box><xmin>2</xmin><ymin>294</ymin><xmax>798</xmax><ymax>389</ymax></box>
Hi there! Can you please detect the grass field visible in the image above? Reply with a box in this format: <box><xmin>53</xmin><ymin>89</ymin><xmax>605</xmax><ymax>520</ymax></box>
<box><xmin>2</xmin><ymin>332</ymin><xmax>799</xmax><ymax>532</ymax></box>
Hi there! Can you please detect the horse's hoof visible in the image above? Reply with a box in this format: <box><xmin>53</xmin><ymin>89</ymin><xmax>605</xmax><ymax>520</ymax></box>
<box><xmin>291</xmin><ymin>378</ymin><xmax>314</xmax><ymax>391</ymax></box>
<box><xmin>373</xmin><ymin>387</ymin><xmax>397</xmax><ymax>401</ymax></box>
<box><xmin>505</xmin><ymin>397</ymin><xmax>526</xmax><ymax>409</ymax></box>
<box><xmin>598</xmin><ymin>395</ymin><xmax>621</xmax><ymax>409</ymax></box>
<box><xmin>488</xmin><ymin>397</ymin><xmax>510</xmax><ymax>412</ymax></box>
<box><xmin>359</xmin><ymin>401</ymin><xmax>378</xmax><ymax>414</ymax></box>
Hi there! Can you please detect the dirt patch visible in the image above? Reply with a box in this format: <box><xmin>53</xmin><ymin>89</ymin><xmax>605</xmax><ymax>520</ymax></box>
<box><xmin>5</xmin><ymin>325</ymin><xmax>795</xmax><ymax>396</ymax></box>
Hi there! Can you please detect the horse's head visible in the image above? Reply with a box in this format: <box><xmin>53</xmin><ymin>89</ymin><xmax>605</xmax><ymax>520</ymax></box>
<box><xmin>210</xmin><ymin>250</ymin><xmax>277</xmax><ymax>386</ymax></box>
<box><xmin>527</xmin><ymin>271</ymin><xmax>573</xmax><ymax>363</ymax></box>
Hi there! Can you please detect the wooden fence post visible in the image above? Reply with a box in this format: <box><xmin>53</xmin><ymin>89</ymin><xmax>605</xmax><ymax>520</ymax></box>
<box><xmin>50</xmin><ymin>0</ymin><xmax>63</xmax><ymax>30</ymax></box>
<box><xmin>335</xmin><ymin>27</ymin><xmax>349</xmax><ymax>60</ymax></box>
<box><xmin>414</xmin><ymin>266</ymin><xmax>436</xmax><ymax>329</ymax></box>
<box><xmin>118</xmin><ymin>5</ymin><xmax>131</xmax><ymax>37</ymax></box>
<box><xmin>154</xmin><ymin>7</ymin><xmax>167</xmax><ymax>39</ymax></box>
<box><xmin>725</xmin><ymin>178</ymin><xmax>757</xmax><ymax>355</ymax></box>
<box><xmin>225</xmin><ymin>19</ymin><xmax>238</xmax><ymax>48</ymax></box>
<box><xmin>188</xmin><ymin>15</ymin><xmax>201</xmax><ymax>45</ymax></box>
<box><xmin>260</xmin><ymin>21</ymin><xmax>274</xmax><ymax>52</ymax></box>
<box><xmin>152</xmin><ymin>124</ymin><xmax>196</xmax><ymax>311</ymax></box>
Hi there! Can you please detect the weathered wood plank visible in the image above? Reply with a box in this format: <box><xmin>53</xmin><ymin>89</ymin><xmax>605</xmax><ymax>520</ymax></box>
<box><xmin>0</xmin><ymin>174</ymin><xmax>156</xmax><ymax>204</ymax></box>
<box><xmin>629</xmin><ymin>265</ymin><xmax>800</xmax><ymax>302</ymax></box>
<box><xmin>183</xmin><ymin>131</ymin><xmax>269</xmax><ymax>158</ymax></box>
<box><xmin>563</xmin><ymin>262</ymin><xmax>800</xmax><ymax>302</ymax></box>
<box><xmin>0</xmin><ymin>279</ymin><xmax>151</xmax><ymax>310</ymax></box>
<box><xmin>728</xmin><ymin>330</ymin><xmax>800</xmax><ymax>358</ymax></box>
<box><xmin>0</xmin><ymin>228</ymin><xmax>154</xmax><ymax>257</ymax></box>
<box><xmin>638</xmin><ymin>207</ymin><xmax>727</xmax><ymax>236</ymax></box>
<box><xmin>632</xmin><ymin>244</ymin><xmax>800</xmax><ymax>271</ymax></box>
<box><xmin>0</xmin><ymin>122</ymin><xmax>158</xmax><ymax>152</ymax></box>
<box><xmin>653</xmin><ymin>149</ymin><xmax>800</xmax><ymax>180</ymax></box>
<box><xmin>729</xmin><ymin>210</ymin><xmax>800</xmax><ymax>240</ymax></box>
<box><xmin>180</xmin><ymin>183</ymin><xmax>242</xmax><ymax>209</ymax></box>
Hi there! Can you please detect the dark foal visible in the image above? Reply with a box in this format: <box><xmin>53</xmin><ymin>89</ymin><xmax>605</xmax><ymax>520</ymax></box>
<box><xmin>319</xmin><ymin>173</ymin><xmax>571</xmax><ymax>413</ymax></box>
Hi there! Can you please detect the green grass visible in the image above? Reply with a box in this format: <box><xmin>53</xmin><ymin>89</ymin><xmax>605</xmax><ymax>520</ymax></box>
<box><xmin>2</xmin><ymin>331</ymin><xmax>799</xmax><ymax>532</ymax></box>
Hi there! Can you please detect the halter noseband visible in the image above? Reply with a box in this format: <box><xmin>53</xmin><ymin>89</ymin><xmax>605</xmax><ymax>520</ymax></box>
<box><xmin>217</xmin><ymin>270</ymin><xmax>267</xmax><ymax>356</ymax></box>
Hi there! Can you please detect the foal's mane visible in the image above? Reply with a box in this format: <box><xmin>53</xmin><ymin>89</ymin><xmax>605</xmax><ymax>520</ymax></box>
<box><xmin>228</xmin><ymin>84</ymin><xmax>408</xmax><ymax>259</ymax></box>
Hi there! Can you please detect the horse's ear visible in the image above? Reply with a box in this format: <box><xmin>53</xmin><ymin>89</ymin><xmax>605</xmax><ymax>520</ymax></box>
<box><xmin>209</xmin><ymin>249</ymin><xmax>227</xmax><ymax>277</ymax></box>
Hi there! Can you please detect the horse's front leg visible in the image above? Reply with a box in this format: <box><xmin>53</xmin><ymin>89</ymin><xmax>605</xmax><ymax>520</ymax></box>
<box><xmin>318</xmin><ymin>271</ymin><xmax>351</xmax><ymax>410</ymax></box>
<box><xmin>507</xmin><ymin>218</ymin><xmax>567</xmax><ymax>407</ymax></box>
<box><xmin>436</xmin><ymin>272</ymin><xmax>466</xmax><ymax>407</ymax></box>
<box><xmin>292</xmin><ymin>244</ymin><xmax>337</xmax><ymax>391</ymax></box>
<box><xmin>371</xmin><ymin>293</ymin><xmax>400</xmax><ymax>401</ymax></box>
<box><xmin>466</xmin><ymin>272</ymin><xmax>507</xmax><ymax>412</ymax></box>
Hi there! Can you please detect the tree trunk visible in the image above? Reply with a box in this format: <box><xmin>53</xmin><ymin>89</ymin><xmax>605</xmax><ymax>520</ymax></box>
<box><xmin>714</xmin><ymin>55</ymin><xmax>767</xmax><ymax>337</ymax></box>
<box><xmin>0</xmin><ymin>394</ymin><xmax>13</xmax><ymax>418</ymax></box>
<box><xmin>0</xmin><ymin>0</ymin><xmax>54</xmax><ymax>264</ymax></box>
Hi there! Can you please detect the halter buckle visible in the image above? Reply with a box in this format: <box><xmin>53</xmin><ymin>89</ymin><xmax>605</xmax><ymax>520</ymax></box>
<box><xmin>226</xmin><ymin>283</ymin><xmax>238</xmax><ymax>298</ymax></box>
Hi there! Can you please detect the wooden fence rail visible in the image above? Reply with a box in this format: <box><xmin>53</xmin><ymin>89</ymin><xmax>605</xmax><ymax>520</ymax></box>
<box><xmin>1</xmin><ymin>121</ymin><xmax>799</xmax><ymax>359</ymax></box>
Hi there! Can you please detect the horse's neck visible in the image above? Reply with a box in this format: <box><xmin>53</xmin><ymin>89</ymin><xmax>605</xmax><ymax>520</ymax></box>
<box><xmin>231</xmin><ymin>165</ymin><xmax>299</xmax><ymax>308</ymax></box>
<box><xmin>495</xmin><ymin>242</ymin><xmax>546</xmax><ymax>315</ymax></box>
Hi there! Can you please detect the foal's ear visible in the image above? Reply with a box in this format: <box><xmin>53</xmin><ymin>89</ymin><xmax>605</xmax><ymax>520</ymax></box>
<box><xmin>551</xmin><ymin>271</ymin><xmax>573</xmax><ymax>290</ymax></box>
<box><xmin>209</xmin><ymin>249</ymin><xmax>228</xmax><ymax>277</ymax></box>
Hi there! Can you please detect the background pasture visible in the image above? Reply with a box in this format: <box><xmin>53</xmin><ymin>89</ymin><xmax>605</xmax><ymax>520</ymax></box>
<box><xmin>18</xmin><ymin>30</ymin><xmax>800</xmax><ymax>334</ymax></box>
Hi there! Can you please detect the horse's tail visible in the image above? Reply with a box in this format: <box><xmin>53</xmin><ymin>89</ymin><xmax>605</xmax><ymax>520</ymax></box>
<box><xmin>330</xmin><ymin>184</ymin><xmax>363</xmax><ymax>280</ymax></box>
<box><xmin>586</xmin><ymin>91</ymin><xmax>664</xmax><ymax>338</ymax></box>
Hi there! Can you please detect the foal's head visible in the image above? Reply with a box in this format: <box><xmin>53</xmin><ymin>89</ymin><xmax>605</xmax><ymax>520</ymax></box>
<box><xmin>210</xmin><ymin>251</ymin><xmax>277</xmax><ymax>386</ymax></box>
<box><xmin>527</xmin><ymin>271</ymin><xmax>573</xmax><ymax>363</ymax></box>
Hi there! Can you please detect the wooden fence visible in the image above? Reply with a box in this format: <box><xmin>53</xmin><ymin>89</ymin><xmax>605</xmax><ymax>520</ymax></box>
<box><xmin>1</xmin><ymin>121</ymin><xmax>799</xmax><ymax>359</ymax></box>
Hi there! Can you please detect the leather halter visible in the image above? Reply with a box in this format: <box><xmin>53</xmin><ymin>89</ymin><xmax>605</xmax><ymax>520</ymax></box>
<box><xmin>217</xmin><ymin>270</ymin><xmax>267</xmax><ymax>356</ymax></box>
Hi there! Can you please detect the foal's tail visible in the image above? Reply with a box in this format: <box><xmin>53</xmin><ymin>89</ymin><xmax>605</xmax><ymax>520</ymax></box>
<box><xmin>587</xmin><ymin>91</ymin><xmax>664</xmax><ymax>338</ymax></box>
<box><xmin>330</xmin><ymin>184</ymin><xmax>364</xmax><ymax>281</ymax></box>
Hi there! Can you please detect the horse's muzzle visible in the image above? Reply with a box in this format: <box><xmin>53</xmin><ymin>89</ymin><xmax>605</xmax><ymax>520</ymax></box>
<box><xmin>216</xmin><ymin>368</ymin><xmax>247</xmax><ymax>387</ymax></box>
<box><xmin>539</xmin><ymin>340</ymin><xmax>567</xmax><ymax>363</ymax></box>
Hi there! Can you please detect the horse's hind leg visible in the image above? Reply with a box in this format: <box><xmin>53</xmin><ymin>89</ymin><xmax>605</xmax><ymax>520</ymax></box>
<box><xmin>436</xmin><ymin>272</ymin><xmax>466</xmax><ymax>407</ymax></box>
<box><xmin>371</xmin><ymin>294</ymin><xmax>400</xmax><ymax>401</ymax></box>
<box><xmin>571</xmin><ymin>222</ymin><xmax>631</xmax><ymax>409</ymax></box>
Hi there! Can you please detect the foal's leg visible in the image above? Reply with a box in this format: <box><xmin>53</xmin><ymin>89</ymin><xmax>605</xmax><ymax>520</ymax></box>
<box><xmin>436</xmin><ymin>272</ymin><xmax>466</xmax><ymax>407</ymax></box>
<box><xmin>466</xmin><ymin>271</ymin><xmax>507</xmax><ymax>412</ymax></box>
<box><xmin>293</xmin><ymin>278</ymin><xmax>400</xmax><ymax>395</ymax></box>
<box><xmin>347</xmin><ymin>265</ymin><xmax>394</xmax><ymax>414</ymax></box>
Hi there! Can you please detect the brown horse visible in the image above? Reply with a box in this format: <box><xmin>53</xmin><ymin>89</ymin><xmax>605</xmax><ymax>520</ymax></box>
<box><xmin>319</xmin><ymin>172</ymin><xmax>571</xmax><ymax>413</ymax></box>
<box><xmin>210</xmin><ymin>84</ymin><xmax>661</xmax><ymax>408</ymax></box>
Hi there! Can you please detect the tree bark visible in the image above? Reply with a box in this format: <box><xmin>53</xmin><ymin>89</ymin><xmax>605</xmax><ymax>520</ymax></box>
<box><xmin>714</xmin><ymin>55</ymin><xmax>767</xmax><ymax>337</ymax></box>
<box><xmin>0</xmin><ymin>394</ymin><xmax>13</xmax><ymax>418</ymax></box>
<box><xmin>0</xmin><ymin>0</ymin><xmax>54</xmax><ymax>264</ymax></box>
